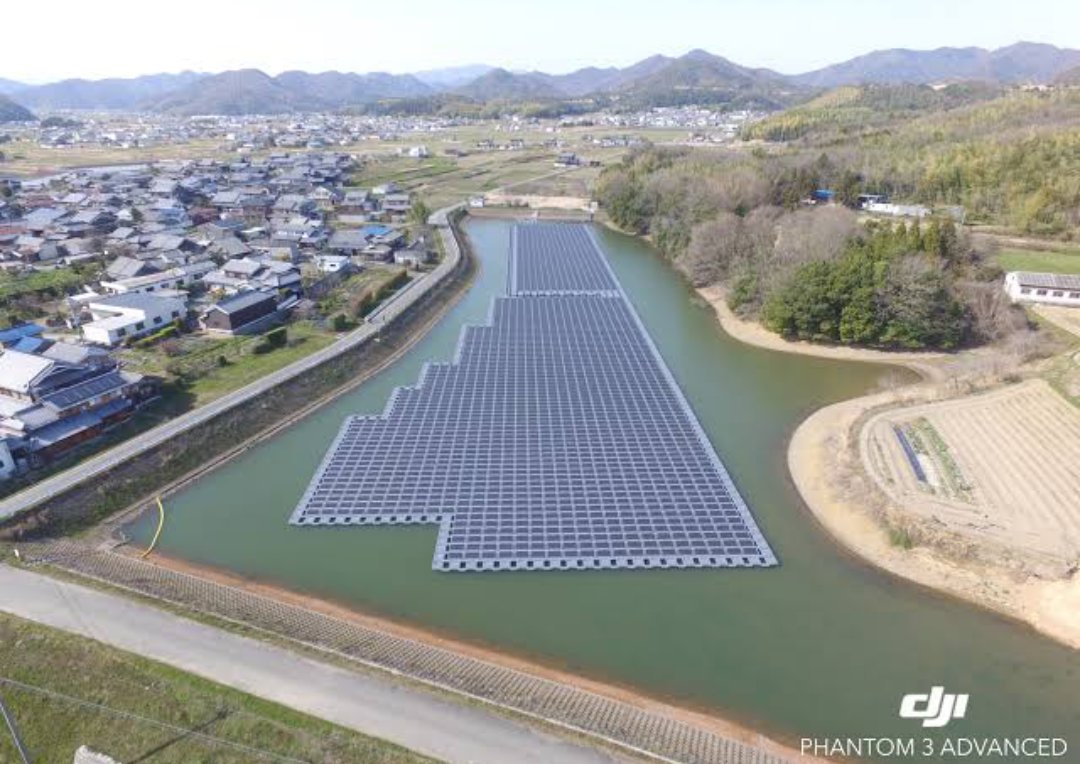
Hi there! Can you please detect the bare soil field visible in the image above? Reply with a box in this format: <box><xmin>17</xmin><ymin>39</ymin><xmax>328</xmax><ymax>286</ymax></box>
<box><xmin>862</xmin><ymin>380</ymin><xmax>1080</xmax><ymax>573</ymax></box>
<box><xmin>483</xmin><ymin>192</ymin><xmax>593</xmax><ymax>210</ymax></box>
<box><xmin>1035</xmin><ymin>304</ymin><xmax>1080</xmax><ymax>340</ymax></box>
<box><xmin>790</xmin><ymin>387</ymin><xmax>1080</xmax><ymax>650</ymax></box>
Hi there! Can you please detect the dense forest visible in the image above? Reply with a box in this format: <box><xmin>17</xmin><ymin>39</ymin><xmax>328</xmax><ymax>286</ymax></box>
<box><xmin>741</xmin><ymin>87</ymin><xmax>1080</xmax><ymax>235</ymax></box>
<box><xmin>594</xmin><ymin>84</ymin><xmax>1080</xmax><ymax>350</ymax></box>
<box><xmin>596</xmin><ymin>146</ymin><xmax>1027</xmax><ymax>350</ymax></box>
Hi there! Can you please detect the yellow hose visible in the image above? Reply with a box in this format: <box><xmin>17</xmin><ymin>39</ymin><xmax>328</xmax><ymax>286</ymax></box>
<box><xmin>140</xmin><ymin>497</ymin><xmax>165</xmax><ymax>558</ymax></box>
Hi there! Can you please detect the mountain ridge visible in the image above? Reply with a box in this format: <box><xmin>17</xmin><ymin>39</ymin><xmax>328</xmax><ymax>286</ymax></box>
<box><xmin>792</xmin><ymin>41</ymin><xmax>1080</xmax><ymax>88</ymax></box>
<box><xmin>0</xmin><ymin>93</ymin><xmax>35</xmax><ymax>122</ymax></box>
<box><xmin>3</xmin><ymin>42</ymin><xmax>1079</xmax><ymax>114</ymax></box>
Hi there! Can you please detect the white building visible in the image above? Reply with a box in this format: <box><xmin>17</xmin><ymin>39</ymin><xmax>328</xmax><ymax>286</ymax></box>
<box><xmin>315</xmin><ymin>255</ymin><xmax>352</xmax><ymax>274</ymax></box>
<box><xmin>82</xmin><ymin>293</ymin><xmax>187</xmax><ymax>346</ymax></box>
<box><xmin>1004</xmin><ymin>271</ymin><xmax>1080</xmax><ymax>307</ymax></box>
<box><xmin>99</xmin><ymin>262</ymin><xmax>214</xmax><ymax>296</ymax></box>
<box><xmin>865</xmin><ymin>201</ymin><xmax>932</xmax><ymax>218</ymax></box>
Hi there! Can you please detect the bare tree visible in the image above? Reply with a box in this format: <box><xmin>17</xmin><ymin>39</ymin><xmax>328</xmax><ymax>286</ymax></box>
<box><xmin>772</xmin><ymin>206</ymin><xmax>857</xmax><ymax>269</ymax></box>
<box><xmin>955</xmin><ymin>281</ymin><xmax>1028</xmax><ymax>342</ymax></box>
<box><xmin>681</xmin><ymin>212</ymin><xmax>749</xmax><ymax>286</ymax></box>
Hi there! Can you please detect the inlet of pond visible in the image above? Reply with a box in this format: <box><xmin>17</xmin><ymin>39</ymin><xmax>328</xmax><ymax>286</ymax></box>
<box><xmin>127</xmin><ymin>218</ymin><xmax>1079</xmax><ymax>754</ymax></box>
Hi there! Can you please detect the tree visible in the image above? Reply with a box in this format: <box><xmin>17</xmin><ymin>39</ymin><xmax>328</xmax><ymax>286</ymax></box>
<box><xmin>835</xmin><ymin>170</ymin><xmax>863</xmax><ymax>208</ymax></box>
<box><xmin>877</xmin><ymin>255</ymin><xmax>968</xmax><ymax>349</ymax></box>
<box><xmin>681</xmin><ymin>213</ymin><xmax>746</xmax><ymax>286</ymax></box>
<box><xmin>408</xmin><ymin>199</ymin><xmax>432</xmax><ymax>227</ymax></box>
<box><xmin>762</xmin><ymin>260</ymin><xmax>841</xmax><ymax>341</ymax></box>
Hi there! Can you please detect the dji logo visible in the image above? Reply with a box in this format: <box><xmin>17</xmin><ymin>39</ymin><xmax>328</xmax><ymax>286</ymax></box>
<box><xmin>899</xmin><ymin>686</ymin><xmax>969</xmax><ymax>728</ymax></box>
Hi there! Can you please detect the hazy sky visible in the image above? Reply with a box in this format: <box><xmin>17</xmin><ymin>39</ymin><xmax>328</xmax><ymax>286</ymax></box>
<box><xmin>5</xmin><ymin>0</ymin><xmax>1079</xmax><ymax>83</ymax></box>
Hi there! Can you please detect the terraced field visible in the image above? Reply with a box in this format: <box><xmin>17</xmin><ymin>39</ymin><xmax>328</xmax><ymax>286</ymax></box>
<box><xmin>863</xmin><ymin>380</ymin><xmax>1080</xmax><ymax>568</ymax></box>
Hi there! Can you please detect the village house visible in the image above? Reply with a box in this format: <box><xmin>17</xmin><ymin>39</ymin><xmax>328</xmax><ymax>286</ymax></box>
<box><xmin>199</xmin><ymin>290</ymin><xmax>280</xmax><ymax>336</ymax></box>
<box><xmin>339</xmin><ymin>189</ymin><xmax>373</xmax><ymax>215</ymax></box>
<box><xmin>393</xmin><ymin>237</ymin><xmax>432</xmax><ymax>268</ymax></box>
<box><xmin>315</xmin><ymin>254</ymin><xmax>352</xmax><ymax>274</ymax></box>
<box><xmin>99</xmin><ymin>261</ymin><xmax>214</xmax><ymax>296</ymax></box>
<box><xmin>81</xmin><ymin>292</ymin><xmax>187</xmax><ymax>346</ymax></box>
<box><xmin>1004</xmin><ymin>271</ymin><xmax>1080</xmax><ymax>307</ymax></box>
<box><xmin>203</xmin><ymin>257</ymin><xmax>302</xmax><ymax>296</ymax></box>
<box><xmin>381</xmin><ymin>192</ymin><xmax>413</xmax><ymax>216</ymax></box>
<box><xmin>0</xmin><ymin>346</ymin><xmax>147</xmax><ymax>471</ymax></box>
<box><xmin>105</xmin><ymin>256</ymin><xmax>156</xmax><ymax>281</ymax></box>
<box><xmin>327</xmin><ymin>229</ymin><xmax>370</xmax><ymax>255</ymax></box>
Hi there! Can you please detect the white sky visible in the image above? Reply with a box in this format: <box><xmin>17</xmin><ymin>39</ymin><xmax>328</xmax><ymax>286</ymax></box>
<box><xmin>4</xmin><ymin>0</ymin><xmax>1079</xmax><ymax>83</ymax></box>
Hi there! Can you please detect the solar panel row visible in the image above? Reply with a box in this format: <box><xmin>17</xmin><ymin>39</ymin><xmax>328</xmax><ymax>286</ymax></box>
<box><xmin>290</xmin><ymin>222</ymin><xmax>778</xmax><ymax>572</ymax></box>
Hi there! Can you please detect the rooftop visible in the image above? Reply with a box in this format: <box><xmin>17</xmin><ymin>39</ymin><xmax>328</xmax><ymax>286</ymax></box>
<box><xmin>205</xmin><ymin>290</ymin><xmax>277</xmax><ymax>315</ymax></box>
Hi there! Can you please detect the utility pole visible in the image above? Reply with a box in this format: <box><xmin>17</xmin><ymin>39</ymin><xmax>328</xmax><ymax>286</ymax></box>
<box><xmin>0</xmin><ymin>691</ymin><xmax>32</xmax><ymax>764</ymax></box>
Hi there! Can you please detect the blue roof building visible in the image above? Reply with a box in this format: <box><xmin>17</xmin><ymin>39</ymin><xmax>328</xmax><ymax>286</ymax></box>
<box><xmin>0</xmin><ymin>324</ymin><xmax>45</xmax><ymax>347</ymax></box>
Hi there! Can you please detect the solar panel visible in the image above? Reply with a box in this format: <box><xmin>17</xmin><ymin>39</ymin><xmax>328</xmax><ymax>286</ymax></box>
<box><xmin>511</xmin><ymin>224</ymin><xmax>619</xmax><ymax>296</ymax></box>
<box><xmin>291</xmin><ymin>223</ymin><xmax>777</xmax><ymax>572</ymax></box>
<box><xmin>42</xmin><ymin>371</ymin><xmax>130</xmax><ymax>410</ymax></box>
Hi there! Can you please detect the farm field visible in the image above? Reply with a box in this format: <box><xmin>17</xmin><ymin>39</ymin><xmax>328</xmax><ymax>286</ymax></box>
<box><xmin>0</xmin><ymin>137</ymin><xmax>231</xmax><ymax>176</ymax></box>
<box><xmin>1034</xmin><ymin>304</ymin><xmax>1080</xmax><ymax>341</ymax></box>
<box><xmin>347</xmin><ymin>149</ymin><xmax>618</xmax><ymax>211</ymax></box>
<box><xmin>862</xmin><ymin>379</ymin><xmax>1080</xmax><ymax>568</ymax></box>
<box><xmin>1</xmin><ymin>122</ymin><xmax>678</xmax><ymax>183</ymax></box>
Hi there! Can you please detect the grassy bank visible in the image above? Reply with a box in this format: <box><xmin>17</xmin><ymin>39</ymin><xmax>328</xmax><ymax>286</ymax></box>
<box><xmin>994</xmin><ymin>247</ymin><xmax>1080</xmax><ymax>274</ymax></box>
<box><xmin>182</xmin><ymin>323</ymin><xmax>339</xmax><ymax>405</ymax></box>
<box><xmin>0</xmin><ymin>612</ymin><xmax>433</xmax><ymax>764</ymax></box>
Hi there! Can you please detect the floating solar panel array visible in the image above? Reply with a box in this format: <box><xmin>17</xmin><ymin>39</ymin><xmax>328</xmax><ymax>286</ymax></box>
<box><xmin>291</xmin><ymin>223</ymin><xmax>777</xmax><ymax>572</ymax></box>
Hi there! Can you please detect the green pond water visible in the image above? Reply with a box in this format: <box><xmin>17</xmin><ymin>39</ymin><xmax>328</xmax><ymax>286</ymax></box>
<box><xmin>128</xmin><ymin>219</ymin><xmax>1079</xmax><ymax>757</ymax></box>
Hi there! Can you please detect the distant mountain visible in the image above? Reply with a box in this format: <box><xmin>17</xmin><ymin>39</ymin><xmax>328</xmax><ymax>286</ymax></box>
<box><xmin>547</xmin><ymin>66</ymin><xmax>623</xmax><ymax>97</ymax></box>
<box><xmin>414</xmin><ymin>64</ymin><xmax>495</xmax><ymax>90</ymax></box>
<box><xmin>544</xmin><ymin>56</ymin><xmax>675</xmax><ymax>97</ymax></box>
<box><xmin>151</xmin><ymin>69</ymin><xmax>433</xmax><ymax>115</ymax></box>
<box><xmin>275</xmin><ymin>70</ymin><xmax>432</xmax><ymax>105</ymax></box>
<box><xmin>151</xmin><ymin>68</ymin><xmax>434</xmax><ymax>115</ymax></box>
<box><xmin>0</xmin><ymin>93</ymin><xmax>35</xmax><ymax>122</ymax></box>
<box><xmin>449</xmin><ymin>50</ymin><xmax>800</xmax><ymax>107</ymax></box>
<box><xmin>149</xmin><ymin>69</ymin><xmax>321</xmax><ymax>115</ymax></box>
<box><xmin>793</xmin><ymin>42</ymin><xmax>1080</xmax><ymax>88</ymax></box>
<box><xmin>609</xmin><ymin>50</ymin><xmax>800</xmax><ymax>108</ymax></box>
<box><xmin>7</xmin><ymin>41</ymin><xmax>1080</xmax><ymax>116</ymax></box>
<box><xmin>14</xmin><ymin>72</ymin><xmax>206</xmax><ymax>110</ymax></box>
<box><xmin>620</xmin><ymin>49</ymin><xmax>782</xmax><ymax>90</ymax></box>
<box><xmin>0</xmin><ymin>78</ymin><xmax>25</xmax><ymax>96</ymax></box>
<box><xmin>454</xmin><ymin>68</ymin><xmax>565</xmax><ymax>101</ymax></box>
<box><xmin>988</xmin><ymin>42</ymin><xmax>1080</xmax><ymax>82</ymax></box>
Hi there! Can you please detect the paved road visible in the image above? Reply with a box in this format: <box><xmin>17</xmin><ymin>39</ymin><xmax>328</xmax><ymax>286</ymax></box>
<box><xmin>0</xmin><ymin>208</ymin><xmax>463</xmax><ymax>522</ymax></box>
<box><xmin>0</xmin><ymin>564</ymin><xmax>629</xmax><ymax>764</ymax></box>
